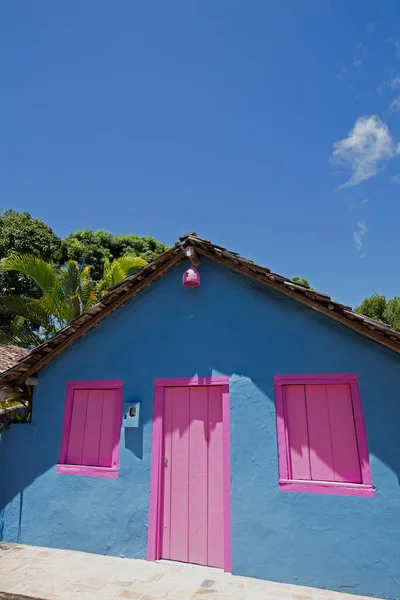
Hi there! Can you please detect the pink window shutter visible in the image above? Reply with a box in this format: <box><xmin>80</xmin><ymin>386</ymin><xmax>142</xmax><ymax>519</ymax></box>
<box><xmin>274</xmin><ymin>374</ymin><xmax>374</xmax><ymax>497</ymax></box>
<box><xmin>284</xmin><ymin>385</ymin><xmax>311</xmax><ymax>480</ymax></box>
<box><xmin>98</xmin><ymin>389</ymin><xmax>118</xmax><ymax>467</ymax></box>
<box><xmin>326</xmin><ymin>384</ymin><xmax>362</xmax><ymax>483</ymax></box>
<box><xmin>81</xmin><ymin>389</ymin><xmax>104</xmax><ymax>466</ymax></box>
<box><xmin>66</xmin><ymin>387</ymin><xmax>119</xmax><ymax>468</ymax></box>
<box><xmin>284</xmin><ymin>382</ymin><xmax>363</xmax><ymax>484</ymax></box>
<box><xmin>304</xmin><ymin>385</ymin><xmax>335</xmax><ymax>481</ymax></box>
<box><xmin>66</xmin><ymin>389</ymin><xmax>89</xmax><ymax>465</ymax></box>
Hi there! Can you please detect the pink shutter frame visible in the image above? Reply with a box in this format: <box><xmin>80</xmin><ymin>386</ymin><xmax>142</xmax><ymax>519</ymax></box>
<box><xmin>57</xmin><ymin>380</ymin><xmax>123</xmax><ymax>478</ymax></box>
<box><xmin>274</xmin><ymin>374</ymin><xmax>374</xmax><ymax>498</ymax></box>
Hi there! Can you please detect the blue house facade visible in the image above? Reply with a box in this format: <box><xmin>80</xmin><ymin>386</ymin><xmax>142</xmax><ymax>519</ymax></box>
<box><xmin>1</xmin><ymin>235</ymin><xmax>400</xmax><ymax>599</ymax></box>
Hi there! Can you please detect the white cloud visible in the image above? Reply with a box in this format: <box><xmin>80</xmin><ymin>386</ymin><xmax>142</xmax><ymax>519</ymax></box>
<box><xmin>353</xmin><ymin>219</ymin><xmax>368</xmax><ymax>256</ymax></box>
<box><xmin>354</xmin><ymin>91</ymin><xmax>370</xmax><ymax>100</ymax></box>
<box><xmin>377</xmin><ymin>81</ymin><xmax>388</xmax><ymax>95</ymax></box>
<box><xmin>390</xmin><ymin>96</ymin><xmax>400</xmax><ymax>111</ymax></box>
<box><xmin>391</xmin><ymin>76</ymin><xmax>400</xmax><ymax>88</ymax></box>
<box><xmin>361</xmin><ymin>198</ymin><xmax>370</xmax><ymax>203</ymax></box>
<box><xmin>352</xmin><ymin>58</ymin><xmax>362</xmax><ymax>68</ymax></box>
<box><xmin>392</xmin><ymin>174</ymin><xmax>400</xmax><ymax>183</ymax></box>
<box><xmin>331</xmin><ymin>115</ymin><xmax>399</xmax><ymax>188</ymax></box>
<box><xmin>377</xmin><ymin>72</ymin><xmax>400</xmax><ymax>95</ymax></box>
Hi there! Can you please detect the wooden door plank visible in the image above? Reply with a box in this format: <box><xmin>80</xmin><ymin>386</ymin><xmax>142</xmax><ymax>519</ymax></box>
<box><xmin>169</xmin><ymin>386</ymin><xmax>190</xmax><ymax>563</ymax></box>
<box><xmin>188</xmin><ymin>386</ymin><xmax>208</xmax><ymax>566</ymax></box>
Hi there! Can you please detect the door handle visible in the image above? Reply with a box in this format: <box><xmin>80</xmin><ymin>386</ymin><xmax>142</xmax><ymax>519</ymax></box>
<box><xmin>163</xmin><ymin>457</ymin><xmax>168</xmax><ymax>465</ymax></box>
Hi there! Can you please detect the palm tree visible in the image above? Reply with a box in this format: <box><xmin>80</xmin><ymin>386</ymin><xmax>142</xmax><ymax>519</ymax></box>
<box><xmin>0</xmin><ymin>254</ymin><xmax>147</xmax><ymax>348</ymax></box>
<box><xmin>96</xmin><ymin>256</ymin><xmax>147</xmax><ymax>296</ymax></box>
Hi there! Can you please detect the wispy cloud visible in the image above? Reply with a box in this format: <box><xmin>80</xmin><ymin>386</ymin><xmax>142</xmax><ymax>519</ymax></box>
<box><xmin>337</xmin><ymin>67</ymin><xmax>354</xmax><ymax>91</ymax></box>
<box><xmin>361</xmin><ymin>198</ymin><xmax>370</xmax><ymax>204</ymax></box>
<box><xmin>331</xmin><ymin>115</ymin><xmax>399</xmax><ymax>188</ymax></box>
<box><xmin>390</xmin><ymin>96</ymin><xmax>400</xmax><ymax>111</ymax></box>
<box><xmin>377</xmin><ymin>69</ymin><xmax>398</xmax><ymax>95</ymax></box>
<box><xmin>353</xmin><ymin>219</ymin><xmax>368</xmax><ymax>257</ymax></box>
<box><xmin>391</xmin><ymin>76</ymin><xmax>400</xmax><ymax>88</ymax></box>
<box><xmin>352</xmin><ymin>43</ymin><xmax>366</xmax><ymax>69</ymax></box>
<box><xmin>395</xmin><ymin>40</ymin><xmax>400</xmax><ymax>58</ymax></box>
<box><xmin>392</xmin><ymin>174</ymin><xmax>400</xmax><ymax>183</ymax></box>
<box><xmin>354</xmin><ymin>91</ymin><xmax>371</xmax><ymax>100</ymax></box>
<box><xmin>377</xmin><ymin>80</ymin><xmax>388</xmax><ymax>95</ymax></box>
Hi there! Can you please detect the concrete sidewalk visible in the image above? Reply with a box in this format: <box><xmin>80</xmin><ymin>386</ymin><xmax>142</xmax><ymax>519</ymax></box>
<box><xmin>0</xmin><ymin>544</ymin><xmax>380</xmax><ymax>600</ymax></box>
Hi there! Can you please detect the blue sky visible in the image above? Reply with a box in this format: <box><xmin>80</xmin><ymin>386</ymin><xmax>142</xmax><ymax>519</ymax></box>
<box><xmin>1</xmin><ymin>1</ymin><xmax>400</xmax><ymax>307</ymax></box>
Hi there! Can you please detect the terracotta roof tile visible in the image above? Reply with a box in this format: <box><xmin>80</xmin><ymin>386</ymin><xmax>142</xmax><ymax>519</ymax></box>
<box><xmin>0</xmin><ymin>346</ymin><xmax>30</xmax><ymax>374</ymax></box>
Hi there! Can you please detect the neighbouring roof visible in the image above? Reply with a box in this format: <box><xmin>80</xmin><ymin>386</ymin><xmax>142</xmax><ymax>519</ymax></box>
<box><xmin>0</xmin><ymin>346</ymin><xmax>30</xmax><ymax>374</ymax></box>
<box><xmin>1</xmin><ymin>232</ymin><xmax>399</xmax><ymax>387</ymax></box>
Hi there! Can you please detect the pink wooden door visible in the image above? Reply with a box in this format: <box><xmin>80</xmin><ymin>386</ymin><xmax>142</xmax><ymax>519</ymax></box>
<box><xmin>160</xmin><ymin>386</ymin><xmax>224</xmax><ymax>568</ymax></box>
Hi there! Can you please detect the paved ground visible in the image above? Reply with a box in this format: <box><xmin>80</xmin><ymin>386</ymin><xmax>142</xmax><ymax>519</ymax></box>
<box><xmin>0</xmin><ymin>544</ymin><xmax>380</xmax><ymax>600</ymax></box>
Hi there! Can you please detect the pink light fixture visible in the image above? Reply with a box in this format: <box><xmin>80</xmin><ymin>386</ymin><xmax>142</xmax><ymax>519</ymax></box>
<box><xmin>182</xmin><ymin>266</ymin><xmax>201</xmax><ymax>287</ymax></box>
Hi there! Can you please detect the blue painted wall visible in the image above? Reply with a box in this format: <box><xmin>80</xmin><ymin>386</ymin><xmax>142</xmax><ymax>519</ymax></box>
<box><xmin>1</xmin><ymin>259</ymin><xmax>400</xmax><ymax>599</ymax></box>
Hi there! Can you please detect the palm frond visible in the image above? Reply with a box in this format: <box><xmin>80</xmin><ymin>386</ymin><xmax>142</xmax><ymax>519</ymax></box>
<box><xmin>98</xmin><ymin>256</ymin><xmax>147</xmax><ymax>295</ymax></box>
<box><xmin>0</xmin><ymin>296</ymin><xmax>54</xmax><ymax>330</ymax></box>
<box><xmin>119</xmin><ymin>256</ymin><xmax>147</xmax><ymax>277</ymax></box>
<box><xmin>0</xmin><ymin>318</ymin><xmax>42</xmax><ymax>348</ymax></box>
<box><xmin>0</xmin><ymin>255</ymin><xmax>56</xmax><ymax>296</ymax></box>
<box><xmin>58</xmin><ymin>260</ymin><xmax>82</xmax><ymax>298</ymax></box>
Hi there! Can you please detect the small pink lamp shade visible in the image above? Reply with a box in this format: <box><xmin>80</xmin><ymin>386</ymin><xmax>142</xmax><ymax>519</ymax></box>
<box><xmin>182</xmin><ymin>266</ymin><xmax>201</xmax><ymax>287</ymax></box>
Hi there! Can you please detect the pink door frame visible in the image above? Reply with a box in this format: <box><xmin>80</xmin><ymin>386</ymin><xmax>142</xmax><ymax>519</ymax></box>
<box><xmin>147</xmin><ymin>376</ymin><xmax>232</xmax><ymax>573</ymax></box>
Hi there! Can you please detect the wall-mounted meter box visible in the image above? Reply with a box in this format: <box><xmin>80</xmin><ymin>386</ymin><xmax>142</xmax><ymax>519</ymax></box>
<box><xmin>123</xmin><ymin>403</ymin><xmax>140</xmax><ymax>428</ymax></box>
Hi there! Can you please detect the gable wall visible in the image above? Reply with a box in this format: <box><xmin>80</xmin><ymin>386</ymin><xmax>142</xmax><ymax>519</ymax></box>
<box><xmin>1</xmin><ymin>258</ymin><xmax>400</xmax><ymax>598</ymax></box>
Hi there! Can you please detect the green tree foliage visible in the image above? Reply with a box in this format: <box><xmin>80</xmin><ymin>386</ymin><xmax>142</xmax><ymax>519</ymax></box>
<box><xmin>0</xmin><ymin>211</ymin><xmax>168</xmax><ymax>347</ymax></box>
<box><xmin>97</xmin><ymin>256</ymin><xmax>147</xmax><ymax>296</ymax></box>
<box><xmin>0</xmin><ymin>255</ymin><xmax>147</xmax><ymax>347</ymax></box>
<box><xmin>292</xmin><ymin>276</ymin><xmax>311</xmax><ymax>289</ymax></box>
<box><xmin>355</xmin><ymin>294</ymin><xmax>387</xmax><ymax>323</ymax></box>
<box><xmin>65</xmin><ymin>229</ymin><xmax>169</xmax><ymax>279</ymax></box>
<box><xmin>355</xmin><ymin>294</ymin><xmax>400</xmax><ymax>331</ymax></box>
<box><xmin>0</xmin><ymin>210</ymin><xmax>64</xmax><ymax>327</ymax></box>
<box><xmin>384</xmin><ymin>298</ymin><xmax>400</xmax><ymax>331</ymax></box>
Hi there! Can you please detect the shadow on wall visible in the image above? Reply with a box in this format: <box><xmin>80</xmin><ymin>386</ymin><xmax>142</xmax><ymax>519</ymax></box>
<box><xmin>125</xmin><ymin>427</ymin><xmax>143</xmax><ymax>461</ymax></box>
<box><xmin>1</xmin><ymin>263</ymin><xmax>400</xmax><ymax>540</ymax></box>
<box><xmin>0</xmin><ymin>412</ymin><xmax>146</xmax><ymax>538</ymax></box>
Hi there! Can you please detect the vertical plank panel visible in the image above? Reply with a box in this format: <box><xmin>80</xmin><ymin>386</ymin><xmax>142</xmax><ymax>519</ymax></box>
<box><xmin>285</xmin><ymin>385</ymin><xmax>311</xmax><ymax>480</ymax></box>
<box><xmin>305</xmin><ymin>385</ymin><xmax>335</xmax><ymax>481</ymax></box>
<box><xmin>81</xmin><ymin>389</ymin><xmax>104</xmax><ymax>466</ymax></box>
<box><xmin>207</xmin><ymin>386</ymin><xmax>224</xmax><ymax>568</ymax></box>
<box><xmin>327</xmin><ymin>384</ymin><xmax>362</xmax><ymax>483</ymax></box>
<box><xmin>170</xmin><ymin>386</ymin><xmax>190</xmax><ymax>563</ymax></box>
<box><xmin>188</xmin><ymin>387</ymin><xmax>208</xmax><ymax>566</ymax></box>
<box><xmin>161</xmin><ymin>388</ymin><xmax>174</xmax><ymax>559</ymax></box>
<box><xmin>98</xmin><ymin>389</ymin><xmax>117</xmax><ymax>467</ymax></box>
<box><xmin>66</xmin><ymin>389</ymin><xmax>89</xmax><ymax>465</ymax></box>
